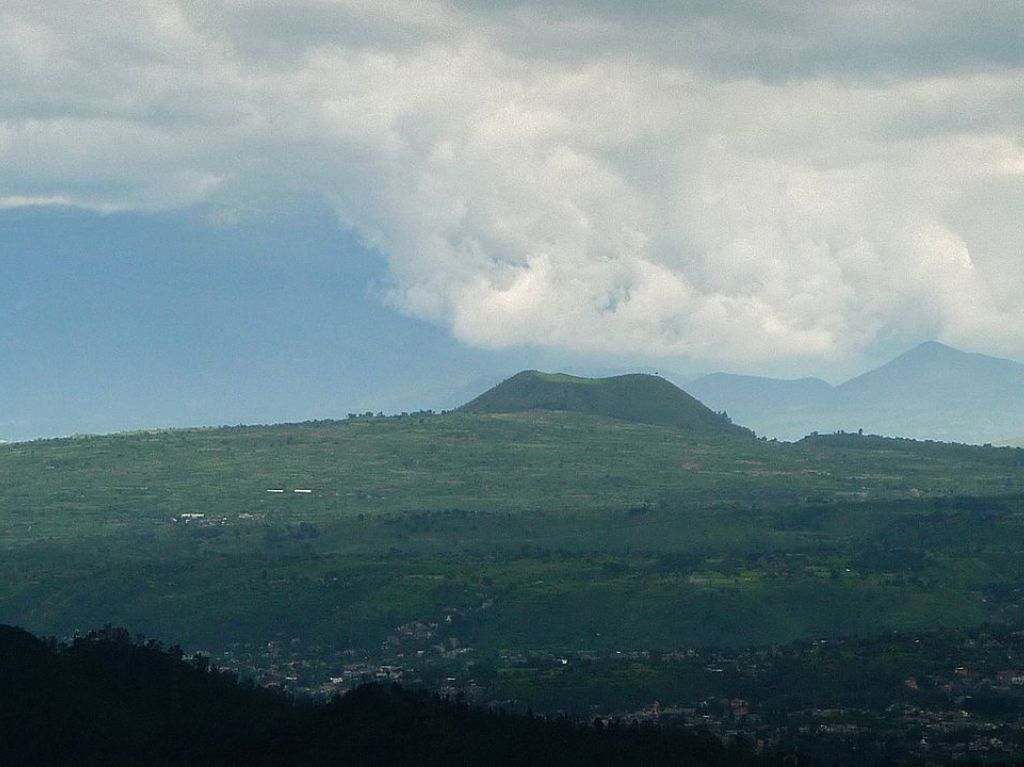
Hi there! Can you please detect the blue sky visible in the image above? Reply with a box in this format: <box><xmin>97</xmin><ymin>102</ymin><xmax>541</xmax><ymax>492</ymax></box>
<box><xmin>2</xmin><ymin>1</ymin><xmax>1023</xmax><ymax>439</ymax></box>
<box><xmin>0</xmin><ymin>204</ymin><xmax>576</xmax><ymax>440</ymax></box>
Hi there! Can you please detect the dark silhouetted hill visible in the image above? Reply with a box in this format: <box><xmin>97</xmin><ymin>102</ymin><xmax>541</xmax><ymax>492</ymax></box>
<box><xmin>0</xmin><ymin>624</ymin><xmax>786</xmax><ymax>767</ymax></box>
<box><xmin>460</xmin><ymin>371</ymin><xmax>752</xmax><ymax>437</ymax></box>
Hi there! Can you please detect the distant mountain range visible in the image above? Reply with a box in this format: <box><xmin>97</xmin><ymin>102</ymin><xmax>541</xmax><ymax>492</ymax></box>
<box><xmin>459</xmin><ymin>370</ymin><xmax>751</xmax><ymax>437</ymax></box>
<box><xmin>686</xmin><ymin>342</ymin><xmax>1024</xmax><ymax>444</ymax></box>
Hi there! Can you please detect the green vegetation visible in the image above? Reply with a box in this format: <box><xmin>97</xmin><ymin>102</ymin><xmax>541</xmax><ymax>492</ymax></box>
<box><xmin>5</xmin><ymin>386</ymin><xmax>1024</xmax><ymax>762</ymax></box>
<box><xmin>2</xmin><ymin>411</ymin><xmax>1024</xmax><ymax>655</ymax></box>
<box><xmin>459</xmin><ymin>370</ymin><xmax>750</xmax><ymax>436</ymax></box>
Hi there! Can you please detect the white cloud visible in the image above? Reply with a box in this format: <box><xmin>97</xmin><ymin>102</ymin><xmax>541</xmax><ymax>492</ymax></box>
<box><xmin>2</xmin><ymin>1</ymin><xmax>1023</xmax><ymax>365</ymax></box>
<box><xmin>0</xmin><ymin>194</ymin><xmax>129</xmax><ymax>213</ymax></box>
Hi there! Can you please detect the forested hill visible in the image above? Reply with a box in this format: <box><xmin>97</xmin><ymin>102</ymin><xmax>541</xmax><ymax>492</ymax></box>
<box><xmin>0</xmin><ymin>624</ymin><xmax>779</xmax><ymax>767</ymax></box>
<box><xmin>459</xmin><ymin>370</ymin><xmax>752</xmax><ymax>437</ymax></box>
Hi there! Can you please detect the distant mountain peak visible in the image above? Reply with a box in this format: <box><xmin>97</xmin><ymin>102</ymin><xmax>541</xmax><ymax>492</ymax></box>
<box><xmin>847</xmin><ymin>341</ymin><xmax>1022</xmax><ymax>384</ymax></box>
<box><xmin>459</xmin><ymin>370</ymin><xmax>752</xmax><ymax>436</ymax></box>
<box><xmin>893</xmin><ymin>340</ymin><xmax>965</xmax><ymax>361</ymax></box>
<box><xmin>907</xmin><ymin>339</ymin><xmax>955</xmax><ymax>353</ymax></box>
<box><xmin>682</xmin><ymin>342</ymin><xmax>1024</xmax><ymax>443</ymax></box>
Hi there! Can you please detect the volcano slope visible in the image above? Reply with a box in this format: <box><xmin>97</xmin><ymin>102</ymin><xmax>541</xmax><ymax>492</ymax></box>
<box><xmin>459</xmin><ymin>370</ymin><xmax>752</xmax><ymax>437</ymax></box>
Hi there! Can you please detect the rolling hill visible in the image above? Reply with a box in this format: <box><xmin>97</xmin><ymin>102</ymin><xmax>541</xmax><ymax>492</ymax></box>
<box><xmin>3</xmin><ymin>379</ymin><xmax>1024</xmax><ymax>761</ymax></box>
<box><xmin>2</xmin><ymin>385</ymin><xmax>1024</xmax><ymax>735</ymax></box>
<box><xmin>687</xmin><ymin>342</ymin><xmax>1024</xmax><ymax>443</ymax></box>
<box><xmin>2</xmin><ymin>409</ymin><xmax>1023</xmax><ymax>655</ymax></box>
<box><xmin>459</xmin><ymin>370</ymin><xmax>751</xmax><ymax>437</ymax></box>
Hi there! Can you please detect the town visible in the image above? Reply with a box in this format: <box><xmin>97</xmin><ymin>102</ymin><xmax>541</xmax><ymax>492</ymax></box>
<box><xmin>207</xmin><ymin>620</ymin><xmax>1024</xmax><ymax>764</ymax></box>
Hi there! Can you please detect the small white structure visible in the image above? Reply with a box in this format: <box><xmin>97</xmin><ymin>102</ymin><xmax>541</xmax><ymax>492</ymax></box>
<box><xmin>294</xmin><ymin>488</ymin><xmax>312</xmax><ymax>494</ymax></box>
<box><xmin>266</xmin><ymin>489</ymin><xmax>284</xmax><ymax>494</ymax></box>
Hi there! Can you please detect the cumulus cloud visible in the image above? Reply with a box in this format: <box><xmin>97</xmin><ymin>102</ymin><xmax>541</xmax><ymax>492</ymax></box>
<box><xmin>2</xmin><ymin>0</ymin><xmax>1023</xmax><ymax>364</ymax></box>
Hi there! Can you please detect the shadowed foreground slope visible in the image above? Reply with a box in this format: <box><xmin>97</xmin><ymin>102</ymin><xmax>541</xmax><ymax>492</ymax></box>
<box><xmin>0</xmin><ymin>624</ymin><xmax>779</xmax><ymax>767</ymax></box>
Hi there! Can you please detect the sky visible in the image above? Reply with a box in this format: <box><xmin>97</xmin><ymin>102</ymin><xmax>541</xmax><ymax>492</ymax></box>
<box><xmin>2</xmin><ymin>1</ymin><xmax>1023</xmax><ymax>440</ymax></box>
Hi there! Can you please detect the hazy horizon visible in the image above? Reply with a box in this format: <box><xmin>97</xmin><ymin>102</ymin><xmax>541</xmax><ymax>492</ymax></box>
<box><xmin>3</xmin><ymin>334</ymin><xmax>1021</xmax><ymax>443</ymax></box>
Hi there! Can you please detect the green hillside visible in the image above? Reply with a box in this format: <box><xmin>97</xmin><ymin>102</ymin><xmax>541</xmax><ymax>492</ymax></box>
<box><xmin>2</xmin><ymin>412</ymin><xmax>1024</xmax><ymax>721</ymax></box>
<box><xmin>459</xmin><ymin>371</ymin><xmax>751</xmax><ymax>436</ymax></box>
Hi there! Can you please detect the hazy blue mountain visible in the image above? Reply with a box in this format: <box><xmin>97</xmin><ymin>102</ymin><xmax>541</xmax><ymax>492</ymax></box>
<box><xmin>686</xmin><ymin>373</ymin><xmax>834</xmax><ymax>438</ymax></box>
<box><xmin>838</xmin><ymin>341</ymin><xmax>1024</xmax><ymax>405</ymax></box>
<box><xmin>688</xmin><ymin>342</ymin><xmax>1024</xmax><ymax>444</ymax></box>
